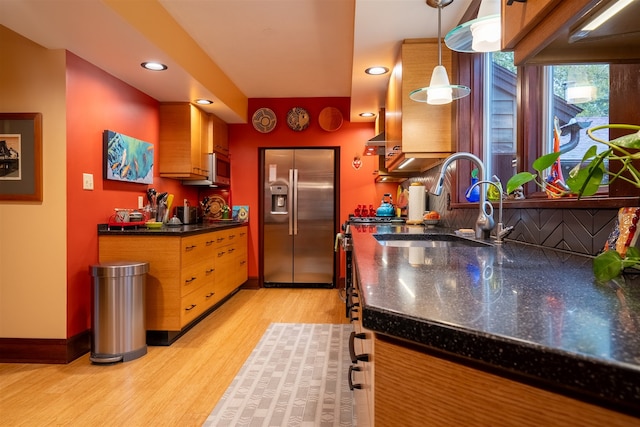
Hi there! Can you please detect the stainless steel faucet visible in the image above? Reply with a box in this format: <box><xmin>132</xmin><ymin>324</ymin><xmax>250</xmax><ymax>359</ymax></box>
<box><xmin>467</xmin><ymin>177</ymin><xmax>514</xmax><ymax>244</ymax></box>
<box><xmin>432</xmin><ymin>152</ymin><xmax>495</xmax><ymax>239</ymax></box>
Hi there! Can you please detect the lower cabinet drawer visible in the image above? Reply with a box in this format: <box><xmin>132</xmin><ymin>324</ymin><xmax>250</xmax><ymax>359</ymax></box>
<box><xmin>180</xmin><ymin>284</ymin><xmax>217</xmax><ymax>327</ymax></box>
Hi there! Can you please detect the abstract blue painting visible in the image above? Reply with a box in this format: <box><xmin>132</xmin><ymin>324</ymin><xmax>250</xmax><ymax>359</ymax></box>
<box><xmin>104</xmin><ymin>130</ymin><xmax>154</xmax><ymax>184</ymax></box>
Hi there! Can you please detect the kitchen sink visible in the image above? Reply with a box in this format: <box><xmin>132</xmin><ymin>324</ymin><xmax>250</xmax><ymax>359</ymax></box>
<box><xmin>373</xmin><ymin>233</ymin><xmax>493</xmax><ymax>248</ymax></box>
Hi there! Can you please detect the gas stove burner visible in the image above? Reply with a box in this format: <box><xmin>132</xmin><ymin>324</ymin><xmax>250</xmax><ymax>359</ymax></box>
<box><xmin>348</xmin><ymin>216</ymin><xmax>406</xmax><ymax>224</ymax></box>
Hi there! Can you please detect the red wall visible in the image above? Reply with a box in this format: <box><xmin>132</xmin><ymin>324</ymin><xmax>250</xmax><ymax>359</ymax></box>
<box><xmin>65</xmin><ymin>52</ymin><xmax>199</xmax><ymax>337</ymax></box>
<box><xmin>228</xmin><ymin>98</ymin><xmax>397</xmax><ymax>283</ymax></box>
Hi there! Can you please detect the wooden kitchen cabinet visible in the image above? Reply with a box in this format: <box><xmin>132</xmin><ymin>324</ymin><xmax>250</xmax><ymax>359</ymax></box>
<box><xmin>209</xmin><ymin>113</ymin><xmax>229</xmax><ymax>156</ymax></box>
<box><xmin>159</xmin><ymin>102</ymin><xmax>210</xmax><ymax>180</ymax></box>
<box><xmin>372</xmin><ymin>334</ymin><xmax>638</xmax><ymax>427</ymax></box>
<box><xmin>502</xmin><ymin>0</ymin><xmax>640</xmax><ymax>65</ymax></box>
<box><xmin>98</xmin><ymin>226</ymin><xmax>248</xmax><ymax>344</ymax></box>
<box><xmin>384</xmin><ymin>39</ymin><xmax>453</xmax><ymax>173</ymax></box>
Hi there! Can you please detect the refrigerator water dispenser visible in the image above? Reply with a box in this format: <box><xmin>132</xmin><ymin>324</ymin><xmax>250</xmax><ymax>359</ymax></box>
<box><xmin>270</xmin><ymin>184</ymin><xmax>288</xmax><ymax>214</ymax></box>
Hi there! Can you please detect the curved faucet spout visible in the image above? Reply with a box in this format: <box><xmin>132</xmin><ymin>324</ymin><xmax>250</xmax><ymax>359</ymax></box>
<box><xmin>433</xmin><ymin>152</ymin><xmax>494</xmax><ymax>239</ymax></box>
<box><xmin>468</xmin><ymin>178</ymin><xmax>513</xmax><ymax>244</ymax></box>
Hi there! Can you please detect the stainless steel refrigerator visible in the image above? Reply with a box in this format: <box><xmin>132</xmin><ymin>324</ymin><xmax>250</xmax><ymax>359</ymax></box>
<box><xmin>262</xmin><ymin>148</ymin><xmax>335</xmax><ymax>287</ymax></box>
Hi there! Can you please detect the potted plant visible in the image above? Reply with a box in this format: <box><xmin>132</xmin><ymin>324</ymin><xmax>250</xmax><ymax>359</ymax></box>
<box><xmin>506</xmin><ymin>124</ymin><xmax>640</xmax><ymax>282</ymax></box>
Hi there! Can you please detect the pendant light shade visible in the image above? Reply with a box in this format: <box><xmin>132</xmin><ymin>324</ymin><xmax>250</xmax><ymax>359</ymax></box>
<box><xmin>444</xmin><ymin>0</ymin><xmax>501</xmax><ymax>53</ymax></box>
<box><xmin>410</xmin><ymin>0</ymin><xmax>470</xmax><ymax>105</ymax></box>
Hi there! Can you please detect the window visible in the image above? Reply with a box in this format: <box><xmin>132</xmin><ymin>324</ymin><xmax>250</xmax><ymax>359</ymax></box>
<box><xmin>484</xmin><ymin>52</ymin><xmax>517</xmax><ymax>185</ymax></box>
<box><xmin>546</xmin><ymin>64</ymin><xmax>610</xmax><ymax>185</ymax></box>
<box><xmin>483</xmin><ymin>55</ymin><xmax>611</xmax><ymax>194</ymax></box>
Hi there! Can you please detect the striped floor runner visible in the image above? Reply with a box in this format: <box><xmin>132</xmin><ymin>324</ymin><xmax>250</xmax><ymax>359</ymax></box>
<box><xmin>203</xmin><ymin>323</ymin><xmax>357</xmax><ymax>427</ymax></box>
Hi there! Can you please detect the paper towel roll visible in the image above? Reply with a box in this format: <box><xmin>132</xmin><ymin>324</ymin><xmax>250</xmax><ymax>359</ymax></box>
<box><xmin>408</xmin><ymin>183</ymin><xmax>426</xmax><ymax>224</ymax></box>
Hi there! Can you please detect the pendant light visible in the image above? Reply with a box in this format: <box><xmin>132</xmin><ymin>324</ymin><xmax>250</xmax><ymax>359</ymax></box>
<box><xmin>444</xmin><ymin>0</ymin><xmax>501</xmax><ymax>53</ymax></box>
<box><xmin>409</xmin><ymin>0</ymin><xmax>470</xmax><ymax>105</ymax></box>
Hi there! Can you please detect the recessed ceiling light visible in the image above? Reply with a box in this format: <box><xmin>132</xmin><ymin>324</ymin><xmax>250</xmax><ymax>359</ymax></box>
<box><xmin>359</xmin><ymin>112</ymin><xmax>376</xmax><ymax>118</ymax></box>
<box><xmin>141</xmin><ymin>62</ymin><xmax>168</xmax><ymax>71</ymax></box>
<box><xmin>365</xmin><ymin>66</ymin><xmax>389</xmax><ymax>75</ymax></box>
<box><xmin>195</xmin><ymin>99</ymin><xmax>213</xmax><ymax>105</ymax></box>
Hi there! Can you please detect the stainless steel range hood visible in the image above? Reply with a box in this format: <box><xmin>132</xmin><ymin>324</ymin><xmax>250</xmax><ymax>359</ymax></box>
<box><xmin>364</xmin><ymin>132</ymin><xmax>385</xmax><ymax>156</ymax></box>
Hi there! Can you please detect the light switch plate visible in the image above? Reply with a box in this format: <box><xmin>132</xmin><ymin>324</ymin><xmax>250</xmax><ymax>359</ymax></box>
<box><xmin>83</xmin><ymin>173</ymin><xmax>94</xmax><ymax>190</ymax></box>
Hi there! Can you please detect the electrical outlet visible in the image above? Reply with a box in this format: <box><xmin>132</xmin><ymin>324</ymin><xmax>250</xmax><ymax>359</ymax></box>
<box><xmin>82</xmin><ymin>173</ymin><xmax>94</xmax><ymax>190</ymax></box>
<box><xmin>138</xmin><ymin>196</ymin><xmax>144</xmax><ymax>209</ymax></box>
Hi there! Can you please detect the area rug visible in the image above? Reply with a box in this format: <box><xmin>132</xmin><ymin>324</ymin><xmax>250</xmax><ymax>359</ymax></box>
<box><xmin>203</xmin><ymin>323</ymin><xmax>357</xmax><ymax>427</ymax></box>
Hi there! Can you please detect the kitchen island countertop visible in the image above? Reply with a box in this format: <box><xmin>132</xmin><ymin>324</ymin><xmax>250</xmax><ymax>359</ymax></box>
<box><xmin>98</xmin><ymin>221</ymin><xmax>246</xmax><ymax>236</ymax></box>
<box><xmin>352</xmin><ymin>224</ymin><xmax>640</xmax><ymax>417</ymax></box>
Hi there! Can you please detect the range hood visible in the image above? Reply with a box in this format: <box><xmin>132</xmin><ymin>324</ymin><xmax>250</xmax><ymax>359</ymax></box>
<box><xmin>364</xmin><ymin>132</ymin><xmax>385</xmax><ymax>156</ymax></box>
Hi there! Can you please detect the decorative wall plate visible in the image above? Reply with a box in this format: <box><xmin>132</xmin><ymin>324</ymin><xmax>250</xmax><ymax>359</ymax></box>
<box><xmin>286</xmin><ymin>107</ymin><xmax>310</xmax><ymax>131</ymax></box>
<box><xmin>318</xmin><ymin>107</ymin><xmax>343</xmax><ymax>131</ymax></box>
<box><xmin>252</xmin><ymin>108</ymin><xmax>277</xmax><ymax>133</ymax></box>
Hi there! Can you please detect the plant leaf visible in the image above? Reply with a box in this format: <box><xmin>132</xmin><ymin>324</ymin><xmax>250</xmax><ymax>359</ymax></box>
<box><xmin>610</xmin><ymin>130</ymin><xmax>640</xmax><ymax>149</ymax></box>
<box><xmin>532</xmin><ymin>152</ymin><xmax>561</xmax><ymax>173</ymax></box>
<box><xmin>593</xmin><ymin>250</ymin><xmax>624</xmax><ymax>282</ymax></box>
<box><xmin>506</xmin><ymin>172</ymin><xmax>536</xmax><ymax>194</ymax></box>
<box><xmin>625</xmin><ymin>246</ymin><xmax>640</xmax><ymax>259</ymax></box>
<box><xmin>580</xmin><ymin>145</ymin><xmax>599</xmax><ymax>162</ymax></box>
<box><xmin>566</xmin><ymin>161</ymin><xmax>604</xmax><ymax>196</ymax></box>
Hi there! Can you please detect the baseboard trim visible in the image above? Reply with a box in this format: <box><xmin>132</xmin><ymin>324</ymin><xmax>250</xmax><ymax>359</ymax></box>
<box><xmin>0</xmin><ymin>330</ymin><xmax>90</xmax><ymax>364</ymax></box>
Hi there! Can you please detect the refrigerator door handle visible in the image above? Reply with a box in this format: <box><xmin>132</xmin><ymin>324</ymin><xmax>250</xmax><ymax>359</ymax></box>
<box><xmin>292</xmin><ymin>168</ymin><xmax>299</xmax><ymax>235</ymax></box>
<box><xmin>288</xmin><ymin>168</ymin><xmax>294</xmax><ymax>235</ymax></box>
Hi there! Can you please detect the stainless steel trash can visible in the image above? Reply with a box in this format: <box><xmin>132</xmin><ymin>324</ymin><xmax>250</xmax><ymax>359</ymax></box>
<box><xmin>89</xmin><ymin>261</ymin><xmax>149</xmax><ymax>364</ymax></box>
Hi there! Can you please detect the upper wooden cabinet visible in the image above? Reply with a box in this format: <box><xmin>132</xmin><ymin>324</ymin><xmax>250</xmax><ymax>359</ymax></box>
<box><xmin>503</xmin><ymin>0</ymin><xmax>640</xmax><ymax>65</ymax></box>
<box><xmin>209</xmin><ymin>113</ymin><xmax>229</xmax><ymax>156</ymax></box>
<box><xmin>384</xmin><ymin>39</ymin><xmax>454</xmax><ymax>173</ymax></box>
<box><xmin>159</xmin><ymin>102</ymin><xmax>209</xmax><ymax>180</ymax></box>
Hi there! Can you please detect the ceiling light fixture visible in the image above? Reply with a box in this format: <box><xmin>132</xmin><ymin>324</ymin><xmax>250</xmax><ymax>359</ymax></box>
<box><xmin>569</xmin><ymin>0</ymin><xmax>634</xmax><ymax>42</ymax></box>
<box><xmin>141</xmin><ymin>62</ymin><xmax>168</xmax><ymax>71</ymax></box>
<box><xmin>409</xmin><ymin>0</ymin><xmax>470</xmax><ymax>105</ymax></box>
<box><xmin>444</xmin><ymin>0</ymin><xmax>501</xmax><ymax>53</ymax></box>
<box><xmin>365</xmin><ymin>66</ymin><xmax>389</xmax><ymax>75</ymax></box>
<box><xmin>359</xmin><ymin>112</ymin><xmax>376</xmax><ymax>118</ymax></box>
<box><xmin>195</xmin><ymin>99</ymin><xmax>213</xmax><ymax>105</ymax></box>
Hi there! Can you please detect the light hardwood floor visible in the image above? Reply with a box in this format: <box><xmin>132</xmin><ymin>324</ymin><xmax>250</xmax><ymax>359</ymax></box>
<box><xmin>0</xmin><ymin>288</ymin><xmax>350</xmax><ymax>426</ymax></box>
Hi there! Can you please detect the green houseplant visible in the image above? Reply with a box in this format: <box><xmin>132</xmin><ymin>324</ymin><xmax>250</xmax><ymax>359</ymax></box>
<box><xmin>506</xmin><ymin>124</ymin><xmax>640</xmax><ymax>282</ymax></box>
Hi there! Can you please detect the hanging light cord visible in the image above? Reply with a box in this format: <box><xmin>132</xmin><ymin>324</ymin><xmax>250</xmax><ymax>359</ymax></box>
<box><xmin>437</xmin><ymin>2</ymin><xmax>442</xmax><ymax>66</ymax></box>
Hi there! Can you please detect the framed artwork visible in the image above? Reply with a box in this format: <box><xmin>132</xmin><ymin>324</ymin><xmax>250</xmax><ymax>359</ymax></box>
<box><xmin>0</xmin><ymin>113</ymin><xmax>43</xmax><ymax>202</ymax></box>
<box><xmin>103</xmin><ymin>130</ymin><xmax>154</xmax><ymax>184</ymax></box>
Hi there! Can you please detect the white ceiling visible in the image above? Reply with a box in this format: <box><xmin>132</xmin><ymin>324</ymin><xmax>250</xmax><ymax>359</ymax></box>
<box><xmin>0</xmin><ymin>0</ymin><xmax>471</xmax><ymax>124</ymax></box>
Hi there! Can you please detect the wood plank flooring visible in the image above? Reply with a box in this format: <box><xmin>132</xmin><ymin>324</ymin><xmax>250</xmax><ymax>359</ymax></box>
<box><xmin>0</xmin><ymin>288</ymin><xmax>349</xmax><ymax>426</ymax></box>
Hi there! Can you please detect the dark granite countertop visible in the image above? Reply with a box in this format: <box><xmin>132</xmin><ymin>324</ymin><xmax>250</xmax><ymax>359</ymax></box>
<box><xmin>352</xmin><ymin>224</ymin><xmax>640</xmax><ymax>417</ymax></box>
<box><xmin>97</xmin><ymin>221</ymin><xmax>247</xmax><ymax>236</ymax></box>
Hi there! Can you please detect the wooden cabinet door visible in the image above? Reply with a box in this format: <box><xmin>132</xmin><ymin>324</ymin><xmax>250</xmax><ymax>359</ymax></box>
<box><xmin>159</xmin><ymin>102</ymin><xmax>208</xmax><ymax>179</ymax></box>
<box><xmin>210</xmin><ymin>113</ymin><xmax>229</xmax><ymax>156</ymax></box>
<box><xmin>501</xmin><ymin>0</ymin><xmax>561</xmax><ymax>50</ymax></box>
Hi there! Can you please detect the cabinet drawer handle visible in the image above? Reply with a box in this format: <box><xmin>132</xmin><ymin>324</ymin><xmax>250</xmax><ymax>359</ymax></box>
<box><xmin>240</xmin><ymin>232</ymin><xmax>246</xmax><ymax>237</ymax></box>
<box><xmin>348</xmin><ymin>331</ymin><xmax>369</xmax><ymax>363</ymax></box>
<box><xmin>217</xmin><ymin>237</ymin><xmax>225</xmax><ymax>243</ymax></box>
<box><xmin>229</xmin><ymin>234</ymin><xmax>236</xmax><ymax>240</ymax></box>
<box><xmin>205</xmin><ymin>292</ymin><xmax>215</xmax><ymax>298</ymax></box>
<box><xmin>206</xmin><ymin>240</ymin><xmax>214</xmax><ymax>246</ymax></box>
<box><xmin>185</xmin><ymin>277</ymin><xmax>197</xmax><ymax>284</ymax></box>
<box><xmin>240</xmin><ymin>260</ymin><xmax>246</xmax><ymax>265</ymax></box>
<box><xmin>349</xmin><ymin>307</ymin><xmax>359</xmax><ymax>322</ymax></box>
<box><xmin>228</xmin><ymin>248</ymin><xmax>235</xmax><ymax>253</ymax></box>
<box><xmin>206</xmin><ymin>268</ymin><xmax>215</xmax><ymax>274</ymax></box>
<box><xmin>185</xmin><ymin>245</ymin><xmax>197</xmax><ymax>251</ymax></box>
<box><xmin>506</xmin><ymin>0</ymin><xmax>526</xmax><ymax>5</ymax></box>
<box><xmin>185</xmin><ymin>304</ymin><xmax>196</xmax><ymax>311</ymax></box>
<box><xmin>348</xmin><ymin>365</ymin><xmax>362</xmax><ymax>390</ymax></box>
<box><xmin>217</xmin><ymin>251</ymin><xmax>226</xmax><ymax>257</ymax></box>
